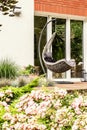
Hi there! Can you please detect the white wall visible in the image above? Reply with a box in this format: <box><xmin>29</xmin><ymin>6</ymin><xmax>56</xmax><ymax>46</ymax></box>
<box><xmin>0</xmin><ymin>0</ymin><xmax>34</xmax><ymax>67</ymax></box>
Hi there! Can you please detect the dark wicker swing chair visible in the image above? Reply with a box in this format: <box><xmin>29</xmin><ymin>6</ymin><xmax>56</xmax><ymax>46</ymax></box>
<box><xmin>42</xmin><ymin>32</ymin><xmax>76</xmax><ymax>73</ymax></box>
<box><xmin>38</xmin><ymin>19</ymin><xmax>76</xmax><ymax>73</ymax></box>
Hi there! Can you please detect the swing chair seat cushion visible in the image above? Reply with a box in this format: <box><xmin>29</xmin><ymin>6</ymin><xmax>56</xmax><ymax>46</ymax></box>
<box><xmin>43</xmin><ymin>58</ymin><xmax>76</xmax><ymax>73</ymax></box>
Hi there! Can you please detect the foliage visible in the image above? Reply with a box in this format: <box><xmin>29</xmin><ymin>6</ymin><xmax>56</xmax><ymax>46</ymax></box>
<box><xmin>0</xmin><ymin>0</ymin><xmax>18</xmax><ymax>16</ymax></box>
<box><xmin>19</xmin><ymin>65</ymin><xmax>39</xmax><ymax>76</ymax></box>
<box><xmin>16</xmin><ymin>76</ymin><xmax>29</xmax><ymax>87</ymax></box>
<box><xmin>0</xmin><ymin>58</ymin><xmax>19</xmax><ymax>79</ymax></box>
<box><xmin>1</xmin><ymin>75</ymin><xmax>87</xmax><ymax>130</ymax></box>
<box><xmin>11</xmin><ymin>76</ymin><xmax>30</xmax><ymax>87</ymax></box>
<box><xmin>0</xmin><ymin>77</ymin><xmax>39</xmax><ymax>127</ymax></box>
<box><xmin>0</xmin><ymin>77</ymin><xmax>39</xmax><ymax>98</ymax></box>
<box><xmin>38</xmin><ymin>76</ymin><xmax>55</xmax><ymax>87</ymax></box>
<box><xmin>0</xmin><ymin>76</ymin><xmax>40</xmax><ymax>128</ymax></box>
<box><xmin>52</xmin><ymin>19</ymin><xmax>83</xmax><ymax>63</ymax></box>
<box><xmin>52</xmin><ymin>21</ymin><xmax>65</xmax><ymax>60</ymax></box>
<box><xmin>20</xmin><ymin>78</ymin><xmax>39</xmax><ymax>93</ymax></box>
<box><xmin>71</xmin><ymin>21</ymin><xmax>83</xmax><ymax>63</ymax></box>
<box><xmin>0</xmin><ymin>78</ymin><xmax>11</xmax><ymax>87</ymax></box>
<box><xmin>0</xmin><ymin>86</ymin><xmax>87</xmax><ymax>130</ymax></box>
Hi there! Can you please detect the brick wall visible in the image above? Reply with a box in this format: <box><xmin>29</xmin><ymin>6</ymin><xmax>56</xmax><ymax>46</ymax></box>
<box><xmin>35</xmin><ymin>0</ymin><xmax>87</xmax><ymax>16</ymax></box>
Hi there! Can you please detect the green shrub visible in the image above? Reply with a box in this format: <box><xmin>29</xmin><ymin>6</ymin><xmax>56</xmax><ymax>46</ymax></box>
<box><xmin>2</xmin><ymin>88</ymin><xmax>87</xmax><ymax>130</ymax></box>
<box><xmin>11</xmin><ymin>76</ymin><xmax>28</xmax><ymax>87</ymax></box>
<box><xmin>25</xmin><ymin>65</ymin><xmax>36</xmax><ymax>74</ymax></box>
<box><xmin>0</xmin><ymin>58</ymin><xmax>19</xmax><ymax>79</ymax></box>
<box><xmin>19</xmin><ymin>65</ymin><xmax>39</xmax><ymax>76</ymax></box>
<box><xmin>17</xmin><ymin>76</ymin><xmax>29</xmax><ymax>87</ymax></box>
<box><xmin>0</xmin><ymin>106</ymin><xmax>6</xmax><ymax>129</ymax></box>
<box><xmin>0</xmin><ymin>77</ymin><xmax>39</xmax><ymax>101</ymax></box>
<box><xmin>20</xmin><ymin>77</ymin><xmax>39</xmax><ymax>93</ymax></box>
<box><xmin>0</xmin><ymin>77</ymin><xmax>39</xmax><ymax>128</ymax></box>
<box><xmin>0</xmin><ymin>78</ymin><xmax>11</xmax><ymax>87</ymax></box>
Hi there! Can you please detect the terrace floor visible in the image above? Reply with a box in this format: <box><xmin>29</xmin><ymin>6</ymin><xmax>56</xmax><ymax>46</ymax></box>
<box><xmin>49</xmin><ymin>82</ymin><xmax>87</xmax><ymax>90</ymax></box>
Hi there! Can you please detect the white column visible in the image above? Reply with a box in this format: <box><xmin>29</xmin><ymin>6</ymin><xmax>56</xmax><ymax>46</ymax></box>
<box><xmin>47</xmin><ymin>16</ymin><xmax>52</xmax><ymax>79</ymax></box>
<box><xmin>66</xmin><ymin>19</ymin><xmax>71</xmax><ymax>79</ymax></box>
<box><xmin>83</xmin><ymin>20</ymin><xmax>87</xmax><ymax>80</ymax></box>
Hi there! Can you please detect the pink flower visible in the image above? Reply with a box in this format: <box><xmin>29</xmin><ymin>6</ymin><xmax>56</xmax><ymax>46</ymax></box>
<box><xmin>72</xmin><ymin>96</ymin><xmax>83</xmax><ymax>109</ymax></box>
<box><xmin>75</xmin><ymin>107</ymin><xmax>81</xmax><ymax>115</ymax></box>
<box><xmin>54</xmin><ymin>88</ymin><xmax>67</xmax><ymax>98</ymax></box>
<box><xmin>71</xmin><ymin>96</ymin><xmax>83</xmax><ymax>115</ymax></box>
<box><xmin>6</xmin><ymin>98</ymin><xmax>11</xmax><ymax>103</ymax></box>
<box><xmin>84</xmin><ymin>125</ymin><xmax>87</xmax><ymax>130</ymax></box>
<box><xmin>20</xmin><ymin>93</ymin><xmax>29</xmax><ymax>101</ymax></box>
<box><xmin>5</xmin><ymin>106</ymin><xmax>10</xmax><ymax>112</ymax></box>
<box><xmin>0</xmin><ymin>92</ymin><xmax>5</xmax><ymax>98</ymax></box>
<box><xmin>72</xmin><ymin>124</ymin><xmax>78</xmax><ymax>130</ymax></box>
<box><xmin>3</xmin><ymin>113</ymin><xmax>12</xmax><ymax>120</ymax></box>
<box><xmin>14</xmin><ymin>122</ymin><xmax>21</xmax><ymax>130</ymax></box>
<box><xmin>54</xmin><ymin>100</ymin><xmax>61</xmax><ymax>109</ymax></box>
<box><xmin>5</xmin><ymin>89</ymin><xmax>12</xmax><ymax>95</ymax></box>
<box><xmin>10</xmin><ymin>117</ymin><xmax>16</xmax><ymax>124</ymax></box>
<box><xmin>25</xmin><ymin>104</ymin><xmax>37</xmax><ymax>115</ymax></box>
<box><xmin>1</xmin><ymin>101</ymin><xmax>8</xmax><ymax>107</ymax></box>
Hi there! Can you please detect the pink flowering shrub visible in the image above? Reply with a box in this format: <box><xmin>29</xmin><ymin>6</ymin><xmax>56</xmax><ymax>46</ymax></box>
<box><xmin>0</xmin><ymin>89</ymin><xmax>13</xmax><ymax>113</ymax></box>
<box><xmin>1</xmin><ymin>87</ymin><xmax>87</xmax><ymax>130</ymax></box>
<box><xmin>0</xmin><ymin>89</ymin><xmax>13</xmax><ymax>102</ymax></box>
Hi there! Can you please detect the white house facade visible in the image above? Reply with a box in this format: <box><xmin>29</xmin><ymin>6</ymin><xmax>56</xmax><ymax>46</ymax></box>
<box><xmin>0</xmin><ymin>0</ymin><xmax>34</xmax><ymax>67</ymax></box>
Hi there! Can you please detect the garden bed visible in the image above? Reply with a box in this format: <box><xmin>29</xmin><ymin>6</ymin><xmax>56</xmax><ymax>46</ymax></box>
<box><xmin>0</xmin><ymin>81</ymin><xmax>87</xmax><ymax>130</ymax></box>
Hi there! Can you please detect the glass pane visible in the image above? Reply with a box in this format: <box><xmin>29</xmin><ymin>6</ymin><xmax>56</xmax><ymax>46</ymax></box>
<box><xmin>34</xmin><ymin>16</ymin><xmax>47</xmax><ymax>74</ymax></box>
<box><xmin>71</xmin><ymin>20</ymin><xmax>83</xmax><ymax>78</ymax></box>
<box><xmin>52</xmin><ymin>18</ymin><xmax>66</xmax><ymax>78</ymax></box>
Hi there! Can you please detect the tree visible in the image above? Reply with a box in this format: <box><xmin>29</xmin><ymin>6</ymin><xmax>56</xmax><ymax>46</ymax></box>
<box><xmin>0</xmin><ymin>0</ymin><xmax>21</xmax><ymax>30</ymax></box>
<box><xmin>0</xmin><ymin>0</ymin><xmax>19</xmax><ymax>16</ymax></box>
<box><xmin>71</xmin><ymin>20</ymin><xmax>83</xmax><ymax>63</ymax></box>
<box><xmin>52</xmin><ymin>19</ymin><xmax>83</xmax><ymax>64</ymax></box>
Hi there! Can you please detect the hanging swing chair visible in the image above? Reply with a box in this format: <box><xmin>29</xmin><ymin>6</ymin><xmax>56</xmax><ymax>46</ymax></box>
<box><xmin>38</xmin><ymin>19</ymin><xmax>76</xmax><ymax>73</ymax></box>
